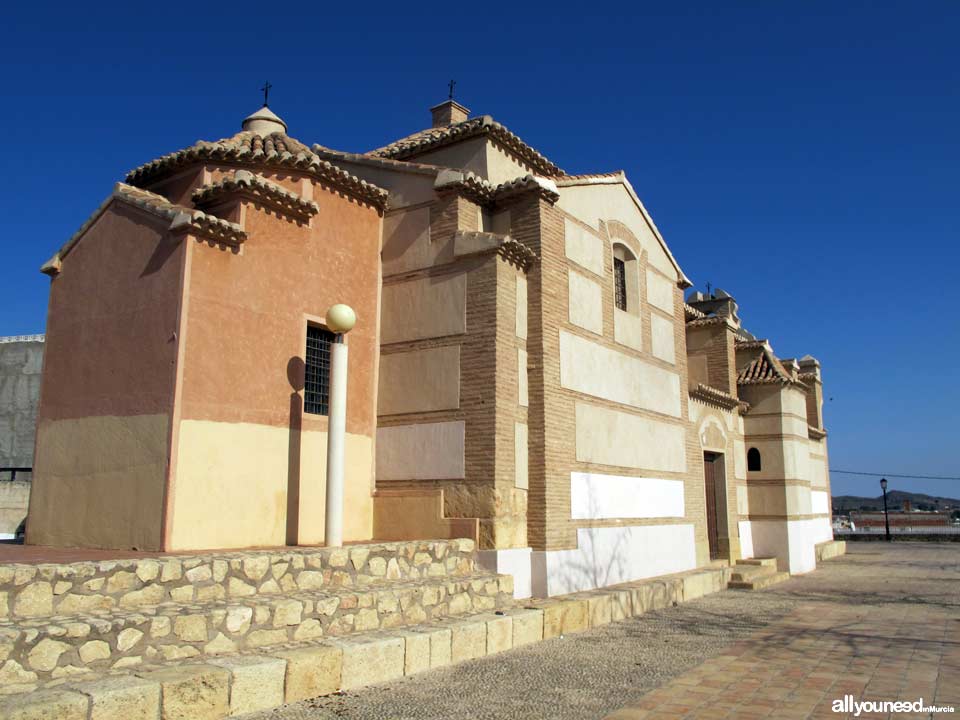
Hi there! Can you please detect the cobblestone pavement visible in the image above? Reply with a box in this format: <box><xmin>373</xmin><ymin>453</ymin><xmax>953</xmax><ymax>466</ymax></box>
<box><xmin>245</xmin><ymin>544</ymin><xmax>959</xmax><ymax>720</ymax></box>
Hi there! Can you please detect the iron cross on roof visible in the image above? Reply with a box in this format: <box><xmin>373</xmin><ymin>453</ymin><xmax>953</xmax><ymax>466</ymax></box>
<box><xmin>261</xmin><ymin>81</ymin><xmax>273</xmax><ymax>107</ymax></box>
<box><xmin>448</xmin><ymin>79</ymin><xmax>456</xmax><ymax>100</ymax></box>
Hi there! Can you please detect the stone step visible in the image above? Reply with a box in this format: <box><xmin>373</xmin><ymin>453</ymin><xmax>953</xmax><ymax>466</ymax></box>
<box><xmin>0</xmin><ymin>570</ymin><xmax>514</xmax><ymax>682</ymax></box>
<box><xmin>728</xmin><ymin>563</ymin><xmax>777</xmax><ymax>583</ymax></box>
<box><xmin>727</xmin><ymin>571</ymin><xmax>790</xmax><ymax>591</ymax></box>
<box><xmin>0</xmin><ymin>564</ymin><xmax>736</xmax><ymax>719</ymax></box>
<box><xmin>0</xmin><ymin>539</ymin><xmax>477</xmax><ymax>620</ymax></box>
<box><xmin>736</xmin><ymin>557</ymin><xmax>778</xmax><ymax>568</ymax></box>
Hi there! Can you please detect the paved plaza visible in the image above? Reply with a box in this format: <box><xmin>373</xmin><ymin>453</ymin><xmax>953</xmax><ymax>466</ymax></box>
<box><xmin>246</xmin><ymin>543</ymin><xmax>958</xmax><ymax>720</ymax></box>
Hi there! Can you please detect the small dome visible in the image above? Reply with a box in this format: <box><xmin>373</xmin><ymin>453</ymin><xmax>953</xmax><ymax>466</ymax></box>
<box><xmin>241</xmin><ymin>106</ymin><xmax>288</xmax><ymax>135</ymax></box>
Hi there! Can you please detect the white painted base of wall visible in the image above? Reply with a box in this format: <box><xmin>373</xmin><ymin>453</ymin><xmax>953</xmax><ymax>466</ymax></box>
<box><xmin>530</xmin><ymin>524</ymin><xmax>697</xmax><ymax>597</ymax></box>
<box><xmin>0</xmin><ymin>533</ymin><xmax>14</xmax><ymax>540</ymax></box>
<box><xmin>738</xmin><ymin>520</ymin><xmax>755</xmax><ymax>559</ymax></box>
<box><xmin>810</xmin><ymin>516</ymin><xmax>834</xmax><ymax>545</ymax></box>
<box><xmin>477</xmin><ymin>547</ymin><xmax>532</xmax><ymax>599</ymax></box>
<box><xmin>750</xmin><ymin>519</ymin><xmax>818</xmax><ymax>574</ymax></box>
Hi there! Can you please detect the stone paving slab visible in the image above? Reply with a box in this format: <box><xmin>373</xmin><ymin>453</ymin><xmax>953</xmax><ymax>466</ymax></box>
<box><xmin>244</xmin><ymin>544</ymin><xmax>957</xmax><ymax>720</ymax></box>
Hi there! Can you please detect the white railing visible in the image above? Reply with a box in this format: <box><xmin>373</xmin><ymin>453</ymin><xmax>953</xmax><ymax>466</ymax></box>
<box><xmin>0</xmin><ymin>334</ymin><xmax>45</xmax><ymax>344</ymax></box>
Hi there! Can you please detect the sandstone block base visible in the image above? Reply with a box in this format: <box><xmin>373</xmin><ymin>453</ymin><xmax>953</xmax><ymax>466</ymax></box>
<box><xmin>271</xmin><ymin>645</ymin><xmax>341</xmax><ymax>703</ymax></box>
<box><xmin>447</xmin><ymin>618</ymin><xmax>486</xmax><ymax>663</ymax></box>
<box><xmin>74</xmin><ymin>676</ymin><xmax>160</xmax><ymax>720</ymax></box>
<box><xmin>208</xmin><ymin>655</ymin><xmax>286</xmax><ymax>715</ymax></box>
<box><xmin>137</xmin><ymin>665</ymin><xmax>229</xmax><ymax>720</ymax></box>
<box><xmin>0</xmin><ymin>689</ymin><xmax>88</xmax><ymax>720</ymax></box>
<box><xmin>335</xmin><ymin>635</ymin><xmax>405</xmax><ymax>690</ymax></box>
<box><xmin>506</xmin><ymin>608</ymin><xmax>543</xmax><ymax>647</ymax></box>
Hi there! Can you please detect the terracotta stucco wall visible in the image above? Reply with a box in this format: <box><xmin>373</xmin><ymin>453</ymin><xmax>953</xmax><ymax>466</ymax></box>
<box><xmin>28</xmin><ymin>204</ymin><xmax>185</xmax><ymax>550</ymax></box>
<box><xmin>166</xmin><ymin>169</ymin><xmax>382</xmax><ymax>550</ymax></box>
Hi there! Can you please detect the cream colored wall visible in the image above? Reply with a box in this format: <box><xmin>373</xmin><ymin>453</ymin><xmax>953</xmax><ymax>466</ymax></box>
<box><xmin>650</xmin><ymin>314</ymin><xmax>676</xmax><ymax>364</ymax></box>
<box><xmin>408</xmin><ymin>138</ymin><xmax>489</xmax><ymax>179</ymax></box>
<box><xmin>27</xmin><ymin>414</ymin><xmax>169</xmax><ymax>550</ymax></box>
<box><xmin>567</xmin><ymin>270</ymin><xmax>603</xmax><ymax>334</ymax></box>
<box><xmin>518</xmin><ymin>349</ymin><xmax>529</xmax><ymax>406</ymax></box>
<box><xmin>516</xmin><ymin>276</ymin><xmax>528</xmax><ymax>339</ymax></box>
<box><xmin>515</xmin><ymin>422</ymin><xmax>529</xmax><ymax>490</ymax></box>
<box><xmin>380</xmin><ymin>274</ymin><xmax>466</xmax><ymax>343</ymax></box>
<box><xmin>559</xmin><ymin>330</ymin><xmax>681</xmax><ymax>417</ymax></box>
<box><xmin>613</xmin><ymin>308</ymin><xmax>642</xmax><ymax>351</ymax></box>
<box><xmin>328</xmin><ymin>163</ymin><xmax>437</xmax><ymax>207</ymax></box>
<box><xmin>556</xmin><ymin>184</ymin><xmax>679</xmax><ymax>279</ymax></box>
<box><xmin>376</xmin><ymin>421</ymin><xmax>465</xmax><ymax>481</ymax></box>
<box><xmin>382</xmin><ymin>207</ymin><xmax>450</xmax><ymax>275</ymax></box>
<box><xmin>378</xmin><ymin>346</ymin><xmax>460</xmax><ymax>415</ymax></box>
<box><xmin>646</xmin><ymin>270</ymin><xmax>675</xmax><ymax>314</ymax></box>
<box><xmin>168</xmin><ymin>419</ymin><xmax>373</xmax><ymax>550</ymax></box>
<box><xmin>484</xmin><ymin>142</ymin><xmax>538</xmax><ymax>185</ymax></box>
<box><xmin>575</xmin><ymin>402</ymin><xmax>686</xmax><ymax>473</ymax></box>
<box><xmin>564</xmin><ymin>218</ymin><xmax>605</xmax><ymax>276</ymax></box>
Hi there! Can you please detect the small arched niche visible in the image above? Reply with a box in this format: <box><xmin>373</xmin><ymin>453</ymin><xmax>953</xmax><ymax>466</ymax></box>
<box><xmin>747</xmin><ymin>447</ymin><xmax>762</xmax><ymax>472</ymax></box>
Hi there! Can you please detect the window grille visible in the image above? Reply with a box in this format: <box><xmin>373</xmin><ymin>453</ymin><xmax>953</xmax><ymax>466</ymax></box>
<box><xmin>614</xmin><ymin>257</ymin><xmax>627</xmax><ymax>311</ymax></box>
<box><xmin>304</xmin><ymin>326</ymin><xmax>335</xmax><ymax>415</ymax></box>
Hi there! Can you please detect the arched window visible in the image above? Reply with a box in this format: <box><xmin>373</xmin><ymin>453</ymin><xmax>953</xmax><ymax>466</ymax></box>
<box><xmin>747</xmin><ymin>447</ymin><xmax>762</xmax><ymax>472</ymax></box>
<box><xmin>612</xmin><ymin>243</ymin><xmax>639</xmax><ymax>313</ymax></box>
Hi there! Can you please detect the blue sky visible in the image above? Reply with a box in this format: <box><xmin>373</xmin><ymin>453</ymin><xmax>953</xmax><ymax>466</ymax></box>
<box><xmin>1</xmin><ymin>2</ymin><xmax>957</xmax><ymax>498</ymax></box>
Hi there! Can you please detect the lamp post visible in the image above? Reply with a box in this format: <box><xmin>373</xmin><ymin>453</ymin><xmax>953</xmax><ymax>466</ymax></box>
<box><xmin>324</xmin><ymin>304</ymin><xmax>356</xmax><ymax>548</ymax></box>
<box><xmin>880</xmin><ymin>477</ymin><xmax>891</xmax><ymax>542</ymax></box>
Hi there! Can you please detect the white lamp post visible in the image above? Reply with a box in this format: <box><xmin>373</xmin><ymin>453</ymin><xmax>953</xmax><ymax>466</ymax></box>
<box><xmin>324</xmin><ymin>303</ymin><xmax>356</xmax><ymax>548</ymax></box>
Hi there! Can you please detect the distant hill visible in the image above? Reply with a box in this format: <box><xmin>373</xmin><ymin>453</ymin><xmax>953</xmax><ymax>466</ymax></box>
<box><xmin>832</xmin><ymin>490</ymin><xmax>960</xmax><ymax>513</ymax></box>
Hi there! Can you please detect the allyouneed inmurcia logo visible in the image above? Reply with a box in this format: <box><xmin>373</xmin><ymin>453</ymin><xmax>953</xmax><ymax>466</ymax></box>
<box><xmin>832</xmin><ymin>696</ymin><xmax>955</xmax><ymax>716</ymax></box>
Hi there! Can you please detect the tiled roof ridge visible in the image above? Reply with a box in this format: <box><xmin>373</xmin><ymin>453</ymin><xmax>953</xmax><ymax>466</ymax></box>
<box><xmin>452</xmin><ymin>229</ymin><xmax>537</xmax><ymax>270</ymax></box>
<box><xmin>312</xmin><ymin>145</ymin><xmax>444</xmax><ymax>175</ymax></box>
<box><xmin>41</xmin><ymin>183</ymin><xmax>247</xmax><ymax>275</ymax></box>
<box><xmin>367</xmin><ymin>115</ymin><xmax>564</xmax><ymax>176</ymax></box>
<box><xmin>551</xmin><ymin>171</ymin><xmax>625</xmax><ymax>185</ymax></box>
<box><xmin>192</xmin><ymin>170</ymin><xmax>319</xmax><ymax>220</ymax></box>
<box><xmin>690</xmin><ymin>383</ymin><xmax>749</xmax><ymax>413</ymax></box>
<box><xmin>684</xmin><ymin>303</ymin><xmax>707</xmax><ymax>320</ymax></box>
<box><xmin>125</xmin><ymin>132</ymin><xmax>388</xmax><ymax>212</ymax></box>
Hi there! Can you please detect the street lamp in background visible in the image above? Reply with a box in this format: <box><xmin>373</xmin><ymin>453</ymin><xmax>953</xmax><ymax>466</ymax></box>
<box><xmin>324</xmin><ymin>304</ymin><xmax>356</xmax><ymax>548</ymax></box>
<box><xmin>880</xmin><ymin>477</ymin><xmax>891</xmax><ymax>542</ymax></box>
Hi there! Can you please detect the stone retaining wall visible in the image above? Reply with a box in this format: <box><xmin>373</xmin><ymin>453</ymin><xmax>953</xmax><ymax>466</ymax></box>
<box><xmin>0</xmin><ymin>564</ymin><xmax>735</xmax><ymax>719</ymax></box>
<box><xmin>0</xmin><ymin>539</ymin><xmax>476</xmax><ymax>619</ymax></box>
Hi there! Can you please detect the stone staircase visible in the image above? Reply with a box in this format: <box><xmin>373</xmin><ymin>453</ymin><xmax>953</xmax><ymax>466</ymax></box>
<box><xmin>0</xmin><ymin>562</ymin><xmax>736</xmax><ymax>719</ymax></box>
<box><xmin>727</xmin><ymin>558</ymin><xmax>790</xmax><ymax>590</ymax></box>
<box><xmin>0</xmin><ymin>539</ymin><xmax>512</xmax><ymax>685</ymax></box>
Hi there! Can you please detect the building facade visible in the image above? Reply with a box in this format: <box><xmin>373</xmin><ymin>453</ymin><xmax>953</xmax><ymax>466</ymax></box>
<box><xmin>26</xmin><ymin>100</ymin><xmax>835</xmax><ymax>596</ymax></box>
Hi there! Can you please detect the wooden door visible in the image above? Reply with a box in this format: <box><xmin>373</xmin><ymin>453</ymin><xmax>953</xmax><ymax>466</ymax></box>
<box><xmin>704</xmin><ymin>453</ymin><xmax>720</xmax><ymax>559</ymax></box>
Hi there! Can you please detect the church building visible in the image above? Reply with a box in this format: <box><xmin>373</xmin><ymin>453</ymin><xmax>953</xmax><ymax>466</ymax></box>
<box><xmin>26</xmin><ymin>98</ymin><xmax>835</xmax><ymax>598</ymax></box>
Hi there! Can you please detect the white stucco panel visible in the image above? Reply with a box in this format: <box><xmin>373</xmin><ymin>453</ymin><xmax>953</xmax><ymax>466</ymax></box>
<box><xmin>381</xmin><ymin>273</ymin><xmax>466</xmax><ymax>344</ymax></box>
<box><xmin>564</xmin><ymin>218</ymin><xmax>604</xmax><ymax>276</ymax></box>
<box><xmin>613</xmin><ymin>308</ymin><xmax>642</xmax><ymax>351</ymax></box>
<box><xmin>515</xmin><ymin>423</ymin><xmax>528</xmax><ymax>490</ymax></box>
<box><xmin>567</xmin><ymin>270</ymin><xmax>603</xmax><ymax>334</ymax></box>
<box><xmin>518</xmin><ymin>348</ymin><xmax>529</xmax><ymax>407</ymax></box>
<box><xmin>575</xmin><ymin>402</ymin><xmax>687</xmax><ymax>473</ymax></box>
<box><xmin>811</xmin><ymin>490</ymin><xmax>829</xmax><ymax>515</ymax></box>
<box><xmin>559</xmin><ymin>330</ymin><xmax>682</xmax><ymax>417</ymax></box>
<box><xmin>531</xmin><ymin>524</ymin><xmax>697</xmax><ymax>596</ymax></box>
<box><xmin>650</xmin><ymin>313</ymin><xmax>676</xmax><ymax>364</ymax></box>
<box><xmin>516</xmin><ymin>275</ymin><xmax>527</xmax><ymax>340</ymax></box>
<box><xmin>376</xmin><ymin>422</ymin><xmax>465</xmax><ymax>481</ymax></box>
<box><xmin>646</xmin><ymin>269</ymin><xmax>675</xmax><ymax>315</ymax></box>
<box><xmin>570</xmin><ymin>472</ymin><xmax>684</xmax><ymax>520</ymax></box>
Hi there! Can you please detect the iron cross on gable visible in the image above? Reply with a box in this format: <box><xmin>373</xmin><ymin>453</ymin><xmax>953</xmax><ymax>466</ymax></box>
<box><xmin>261</xmin><ymin>81</ymin><xmax>273</xmax><ymax>107</ymax></box>
<box><xmin>448</xmin><ymin>79</ymin><xmax>456</xmax><ymax>100</ymax></box>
